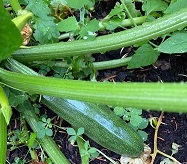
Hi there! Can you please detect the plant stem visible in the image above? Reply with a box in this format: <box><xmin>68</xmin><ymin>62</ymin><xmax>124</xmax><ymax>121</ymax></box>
<box><xmin>120</xmin><ymin>0</ymin><xmax>137</xmax><ymax>27</ymax></box>
<box><xmin>96</xmin><ymin>149</ymin><xmax>118</xmax><ymax>164</ymax></box>
<box><xmin>0</xmin><ymin>112</ymin><xmax>7</xmax><ymax>164</ymax></box>
<box><xmin>37</xmin><ymin>57</ymin><xmax>131</xmax><ymax>70</ymax></box>
<box><xmin>9</xmin><ymin>0</ymin><xmax>22</xmax><ymax>14</ymax></box>
<box><xmin>2</xmin><ymin>65</ymin><xmax>187</xmax><ymax>113</ymax></box>
<box><xmin>157</xmin><ymin>150</ymin><xmax>181</xmax><ymax>164</ymax></box>
<box><xmin>76</xmin><ymin>136</ymin><xmax>90</xmax><ymax>164</ymax></box>
<box><xmin>99</xmin><ymin>16</ymin><xmax>146</xmax><ymax>31</ymax></box>
<box><xmin>151</xmin><ymin>112</ymin><xmax>164</xmax><ymax>163</ymax></box>
<box><xmin>19</xmin><ymin>100</ymin><xmax>70</xmax><ymax>164</ymax></box>
<box><xmin>12</xmin><ymin>8</ymin><xmax>187</xmax><ymax>62</ymax></box>
<box><xmin>151</xmin><ymin>112</ymin><xmax>181</xmax><ymax>164</ymax></box>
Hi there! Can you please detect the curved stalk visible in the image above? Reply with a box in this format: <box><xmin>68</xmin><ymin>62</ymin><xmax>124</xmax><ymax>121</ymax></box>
<box><xmin>9</xmin><ymin>0</ymin><xmax>22</xmax><ymax>14</ymax></box>
<box><xmin>12</xmin><ymin>8</ymin><xmax>187</xmax><ymax>62</ymax></box>
<box><xmin>1</xmin><ymin>67</ymin><xmax>187</xmax><ymax>112</ymax></box>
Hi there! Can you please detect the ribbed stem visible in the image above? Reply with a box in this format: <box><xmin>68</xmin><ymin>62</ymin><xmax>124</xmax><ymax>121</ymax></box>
<box><xmin>12</xmin><ymin>8</ymin><xmax>187</xmax><ymax>62</ymax></box>
<box><xmin>1</xmin><ymin>67</ymin><xmax>187</xmax><ymax>112</ymax></box>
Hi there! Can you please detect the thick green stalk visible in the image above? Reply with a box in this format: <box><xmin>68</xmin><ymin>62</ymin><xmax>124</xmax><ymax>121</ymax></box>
<box><xmin>12</xmin><ymin>12</ymin><xmax>33</xmax><ymax>31</ymax></box>
<box><xmin>12</xmin><ymin>8</ymin><xmax>187</xmax><ymax>62</ymax></box>
<box><xmin>0</xmin><ymin>113</ymin><xmax>7</xmax><ymax>164</ymax></box>
<box><xmin>9</xmin><ymin>0</ymin><xmax>22</xmax><ymax>14</ymax></box>
<box><xmin>1</xmin><ymin>67</ymin><xmax>187</xmax><ymax>112</ymax></box>
<box><xmin>19</xmin><ymin>100</ymin><xmax>70</xmax><ymax>164</ymax></box>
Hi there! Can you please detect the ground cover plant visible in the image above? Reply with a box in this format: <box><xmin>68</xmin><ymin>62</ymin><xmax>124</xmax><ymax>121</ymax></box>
<box><xmin>1</xmin><ymin>0</ymin><xmax>187</xmax><ymax>163</ymax></box>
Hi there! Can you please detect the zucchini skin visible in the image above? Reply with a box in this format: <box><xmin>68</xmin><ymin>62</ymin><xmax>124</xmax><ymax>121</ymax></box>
<box><xmin>42</xmin><ymin>96</ymin><xmax>144</xmax><ymax>157</ymax></box>
<box><xmin>12</xmin><ymin>8</ymin><xmax>187</xmax><ymax>62</ymax></box>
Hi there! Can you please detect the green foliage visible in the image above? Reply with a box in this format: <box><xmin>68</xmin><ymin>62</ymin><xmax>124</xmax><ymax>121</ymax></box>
<box><xmin>142</xmin><ymin>0</ymin><xmax>168</xmax><ymax>15</ymax></box>
<box><xmin>26</xmin><ymin>0</ymin><xmax>60</xmax><ymax>44</ymax></box>
<box><xmin>8</xmin><ymin>127</ymin><xmax>29</xmax><ymax>151</ymax></box>
<box><xmin>33</xmin><ymin>17</ymin><xmax>60</xmax><ymax>44</ymax></box>
<box><xmin>127</xmin><ymin>44</ymin><xmax>160</xmax><ymax>69</ymax></box>
<box><xmin>0</xmin><ymin>6</ymin><xmax>22</xmax><ymax>62</ymax></box>
<box><xmin>12</xmin><ymin>157</ymin><xmax>26</xmax><ymax>164</ymax></box>
<box><xmin>158</xmin><ymin>31</ymin><xmax>187</xmax><ymax>54</ymax></box>
<box><xmin>36</xmin><ymin>117</ymin><xmax>53</xmax><ymax>138</ymax></box>
<box><xmin>164</xmin><ymin>0</ymin><xmax>187</xmax><ymax>14</ymax></box>
<box><xmin>113</xmin><ymin>107</ymin><xmax>148</xmax><ymax>141</ymax></box>
<box><xmin>81</xmin><ymin>141</ymin><xmax>99</xmax><ymax>159</ymax></box>
<box><xmin>67</xmin><ymin>127</ymin><xmax>84</xmax><ymax>144</ymax></box>
<box><xmin>66</xmin><ymin>0</ymin><xmax>90</xmax><ymax>9</ymax></box>
<box><xmin>57</xmin><ymin>16</ymin><xmax>79</xmax><ymax>32</ymax></box>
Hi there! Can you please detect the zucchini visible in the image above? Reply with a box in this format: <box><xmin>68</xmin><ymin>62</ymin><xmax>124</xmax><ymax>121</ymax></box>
<box><xmin>42</xmin><ymin>96</ymin><xmax>144</xmax><ymax>157</ymax></box>
<box><xmin>12</xmin><ymin>8</ymin><xmax>187</xmax><ymax>62</ymax></box>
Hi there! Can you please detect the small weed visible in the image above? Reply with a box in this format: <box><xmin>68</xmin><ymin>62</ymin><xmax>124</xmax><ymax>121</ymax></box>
<box><xmin>12</xmin><ymin>157</ymin><xmax>26</xmax><ymax>164</ymax></box>
<box><xmin>114</xmin><ymin>107</ymin><xmax>148</xmax><ymax>141</ymax></box>
<box><xmin>36</xmin><ymin>117</ymin><xmax>53</xmax><ymax>138</ymax></box>
<box><xmin>81</xmin><ymin>141</ymin><xmax>99</xmax><ymax>159</ymax></box>
<box><xmin>67</xmin><ymin>127</ymin><xmax>84</xmax><ymax>144</ymax></box>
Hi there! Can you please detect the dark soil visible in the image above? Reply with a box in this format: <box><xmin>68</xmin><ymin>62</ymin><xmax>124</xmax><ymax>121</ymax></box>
<box><xmin>6</xmin><ymin>0</ymin><xmax>187</xmax><ymax>164</ymax></box>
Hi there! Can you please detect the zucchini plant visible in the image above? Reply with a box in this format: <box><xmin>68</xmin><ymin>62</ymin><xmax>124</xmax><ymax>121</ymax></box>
<box><xmin>2</xmin><ymin>0</ymin><xmax>187</xmax><ymax>163</ymax></box>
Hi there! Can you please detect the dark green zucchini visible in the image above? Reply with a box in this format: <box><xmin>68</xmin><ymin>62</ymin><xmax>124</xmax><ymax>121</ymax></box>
<box><xmin>42</xmin><ymin>96</ymin><xmax>144</xmax><ymax>157</ymax></box>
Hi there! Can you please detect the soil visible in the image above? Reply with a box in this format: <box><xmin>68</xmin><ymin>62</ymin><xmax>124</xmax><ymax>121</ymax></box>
<box><xmin>6</xmin><ymin>0</ymin><xmax>187</xmax><ymax>164</ymax></box>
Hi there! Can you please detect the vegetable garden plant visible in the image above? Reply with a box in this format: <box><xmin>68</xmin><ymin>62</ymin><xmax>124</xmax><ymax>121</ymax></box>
<box><xmin>1</xmin><ymin>0</ymin><xmax>187</xmax><ymax>163</ymax></box>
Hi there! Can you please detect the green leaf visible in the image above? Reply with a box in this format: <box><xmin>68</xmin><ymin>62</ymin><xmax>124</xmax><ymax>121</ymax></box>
<box><xmin>0</xmin><ymin>6</ymin><xmax>22</xmax><ymax>62</ymax></box>
<box><xmin>125</xmin><ymin>1</ymin><xmax>141</xmax><ymax>17</ymax></box>
<box><xmin>127</xmin><ymin>44</ymin><xmax>159</xmax><ymax>69</ymax></box>
<box><xmin>45</xmin><ymin>128</ymin><xmax>53</xmax><ymax>136</ymax></box>
<box><xmin>79</xmin><ymin>19</ymin><xmax>99</xmax><ymax>40</ymax></box>
<box><xmin>88</xmin><ymin>147</ymin><xmax>97</xmax><ymax>154</ymax></box>
<box><xmin>1</xmin><ymin>106</ymin><xmax>12</xmax><ymax>125</ymax></box>
<box><xmin>67</xmin><ymin>0</ymin><xmax>90</xmax><ymax>9</ymax></box>
<box><xmin>164</xmin><ymin>0</ymin><xmax>187</xmax><ymax>14</ymax></box>
<box><xmin>128</xmin><ymin>108</ymin><xmax>142</xmax><ymax>115</ymax></box>
<box><xmin>36</xmin><ymin>121</ymin><xmax>44</xmax><ymax>129</ymax></box>
<box><xmin>77</xmin><ymin>127</ymin><xmax>84</xmax><ymax>136</ymax></box>
<box><xmin>138</xmin><ymin>130</ymin><xmax>148</xmax><ymax>141</ymax></box>
<box><xmin>130</xmin><ymin>115</ymin><xmax>142</xmax><ymax>127</ymax></box>
<box><xmin>108</xmin><ymin>4</ymin><xmax>124</xmax><ymax>18</ymax></box>
<box><xmin>37</xmin><ymin>129</ymin><xmax>46</xmax><ymax>138</ymax></box>
<box><xmin>26</xmin><ymin>0</ymin><xmax>50</xmax><ymax>19</ymax></box>
<box><xmin>142</xmin><ymin>0</ymin><xmax>168</xmax><ymax>15</ymax></box>
<box><xmin>138</xmin><ymin>118</ymin><xmax>148</xmax><ymax>129</ymax></box>
<box><xmin>67</xmin><ymin>128</ymin><xmax>76</xmax><ymax>135</ymax></box>
<box><xmin>50</xmin><ymin>0</ymin><xmax>67</xmax><ymax>6</ymax></box>
<box><xmin>158</xmin><ymin>31</ymin><xmax>187</xmax><ymax>54</ymax></box>
<box><xmin>114</xmin><ymin>107</ymin><xmax>125</xmax><ymax>116</ymax></box>
<box><xmin>33</xmin><ymin>17</ymin><xmax>60</xmax><ymax>44</ymax></box>
<box><xmin>57</xmin><ymin>16</ymin><xmax>79</xmax><ymax>32</ymax></box>
<box><xmin>27</xmin><ymin>132</ymin><xmax>37</xmax><ymax>148</ymax></box>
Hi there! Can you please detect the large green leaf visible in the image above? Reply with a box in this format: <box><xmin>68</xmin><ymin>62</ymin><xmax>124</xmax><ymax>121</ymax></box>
<box><xmin>158</xmin><ymin>31</ymin><xmax>187</xmax><ymax>54</ymax></box>
<box><xmin>127</xmin><ymin>44</ymin><xmax>159</xmax><ymax>69</ymax></box>
<box><xmin>0</xmin><ymin>6</ymin><xmax>22</xmax><ymax>62</ymax></box>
